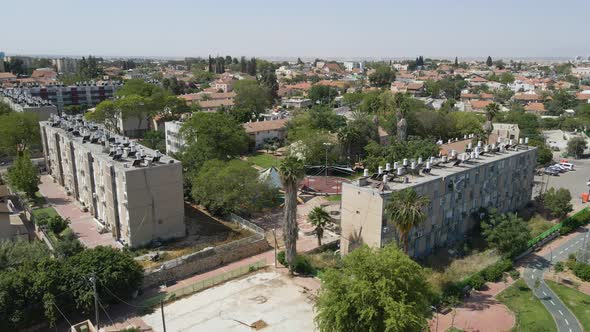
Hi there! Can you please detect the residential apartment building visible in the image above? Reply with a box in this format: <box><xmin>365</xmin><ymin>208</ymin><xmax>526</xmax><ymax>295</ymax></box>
<box><xmin>40</xmin><ymin>115</ymin><xmax>185</xmax><ymax>248</ymax></box>
<box><xmin>340</xmin><ymin>141</ymin><xmax>537</xmax><ymax>257</ymax></box>
<box><xmin>13</xmin><ymin>81</ymin><xmax>123</xmax><ymax>112</ymax></box>
<box><xmin>52</xmin><ymin>58</ymin><xmax>79</xmax><ymax>74</ymax></box>
<box><xmin>0</xmin><ymin>88</ymin><xmax>58</xmax><ymax>120</ymax></box>
<box><xmin>243</xmin><ymin>118</ymin><xmax>289</xmax><ymax>150</ymax></box>
<box><xmin>164</xmin><ymin>120</ymin><xmax>185</xmax><ymax>155</ymax></box>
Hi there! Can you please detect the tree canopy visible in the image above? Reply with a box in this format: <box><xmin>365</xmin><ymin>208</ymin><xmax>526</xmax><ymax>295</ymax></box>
<box><xmin>542</xmin><ymin>188</ymin><xmax>573</xmax><ymax>219</ymax></box>
<box><xmin>7</xmin><ymin>150</ymin><xmax>40</xmax><ymax>198</ymax></box>
<box><xmin>0</xmin><ymin>112</ymin><xmax>41</xmax><ymax>156</ymax></box>
<box><xmin>179</xmin><ymin>112</ymin><xmax>250</xmax><ymax>174</ymax></box>
<box><xmin>315</xmin><ymin>243</ymin><xmax>433</xmax><ymax>332</ymax></box>
<box><xmin>232</xmin><ymin>80</ymin><xmax>272</xmax><ymax>122</ymax></box>
<box><xmin>190</xmin><ymin>159</ymin><xmax>279</xmax><ymax>216</ymax></box>
<box><xmin>368</xmin><ymin>65</ymin><xmax>396</xmax><ymax>87</ymax></box>
<box><xmin>481</xmin><ymin>212</ymin><xmax>531</xmax><ymax>258</ymax></box>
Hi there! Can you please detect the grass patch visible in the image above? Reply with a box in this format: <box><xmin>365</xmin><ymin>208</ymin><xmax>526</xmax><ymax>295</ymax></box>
<box><xmin>546</xmin><ymin>280</ymin><xmax>590</xmax><ymax>331</ymax></box>
<box><xmin>246</xmin><ymin>153</ymin><xmax>280</xmax><ymax>169</ymax></box>
<box><xmin>425</xmin><ymin>249</ymin><xmax>501</xmax><ymax>294</ymax></box>
<box><xmin>497</xmin><ymin>279</ymin><xmax>557</xmax><ymax>332</ymax></box>
<box><xmin>325</xmin><ymin>194</ymin><xmax>341</xmax><ymax>202</ymax></box>
<box><xmin>304</xmin><ymin>250</ymin><xmax>342</xmax><ymax>273</ymax></box>
<box><xmin>527</xmin><ymin>214</ymin><xmax>554</xmax><ymax>238</ymax></box>
<box><xmin>31</xmin><ymin>207</ymin><xmax>59</xmax><ymax>221</ymax></box>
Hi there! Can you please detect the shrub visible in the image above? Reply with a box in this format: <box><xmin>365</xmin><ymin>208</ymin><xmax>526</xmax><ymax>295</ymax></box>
<box><xmin>560</xmin><ymin>208</ymin><xmax>590</xmax><ymax>235</ymax></box>
<box><xmin>467</xmin><ymin>274</ymin><xmax>486</xmax><ymax>290</ymax></box>
<box><xmin>481</xmin><ymin>259</ymin><xmax>512</xmax><ymax>282</ymax></box>
<box><xmin>509</xmin><ymin>269</ymin><xmax>520</xmax><ymax>280</ymax></box>
<box><xmin>37</xmin><ymin>215</ymin><xmax>70</xmax><ymax>234</ymax></box>
<box><xmin>276</xmin><ymin>251</ymin><xmax>315</xmax><ymax>275</ymax></box>
<box><xmin>554</xmin><ymin>262</ymin><xmax>564</xmax><ymax>273</ymax></box>
<box><xmin>572</xmin><ymin>262</ymin><xmax>590</xmax><ymax>281</ymax></box>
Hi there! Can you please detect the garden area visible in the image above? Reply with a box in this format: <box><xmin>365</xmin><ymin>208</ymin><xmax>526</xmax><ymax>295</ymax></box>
<box><xmin>497</xmin><ymin>279</ymin><xmax>557</xmax><ymax>332</ymax></box>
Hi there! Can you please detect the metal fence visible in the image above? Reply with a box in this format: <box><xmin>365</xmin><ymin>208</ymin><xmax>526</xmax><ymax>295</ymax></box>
<box><xmin>141</xmin><ymin>258</ymin><xmax>267</xmax><ymax>308</ymax></box>
<box><xmin>230</xmin><ymin>213</ymin><xmax>265</xmax><ymax>235</ymax></box>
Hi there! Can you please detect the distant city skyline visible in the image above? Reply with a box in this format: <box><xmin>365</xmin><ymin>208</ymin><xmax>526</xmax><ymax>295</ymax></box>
<box><xmin>3</xmin><ymin>0</ymin><xmax>590</xmax><ymax>59</ymax></box>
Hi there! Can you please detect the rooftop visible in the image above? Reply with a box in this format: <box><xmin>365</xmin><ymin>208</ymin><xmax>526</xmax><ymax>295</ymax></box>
<box><xmin>349</xmin><ymin>140</ymin><xmax>536</xmax><ymax>194</ymax></box>
<box><xmin>40</xmin><ymin>114</ymin><xmax>179</xmax><ymax>171</ymax></box>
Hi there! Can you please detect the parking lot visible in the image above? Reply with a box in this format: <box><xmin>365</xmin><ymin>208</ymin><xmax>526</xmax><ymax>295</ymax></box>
<box><xmin>534</xmin><ymin>157</ymin><xmax>590</xmax><ymax>210</ymax></box>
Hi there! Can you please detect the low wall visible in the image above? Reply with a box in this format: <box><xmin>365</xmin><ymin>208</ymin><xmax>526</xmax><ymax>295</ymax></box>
<box><xmin>142</xmin><ymin>236</ymin><xmax>269</xmax><ymax>289</ymax></box>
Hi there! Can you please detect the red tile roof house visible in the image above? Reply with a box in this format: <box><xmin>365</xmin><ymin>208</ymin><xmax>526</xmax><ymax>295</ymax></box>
<box><xmin>468</xmin><ymin>75</ymin><xmax>489</xmax><ymax>86</ymax></box>
<box><xmin>243</xmin><ymin>118</ymin><xmax>289</xmax><ymax>150</ymax></box>
<box><xmin>524</xmin><ymin>102</ymin><xmax>547</xmax><ymax>114</ymax></box>
<box><xmin>469</xmin><ymin>100</ymin><xmax>492</xmax><ymax>113</ymax></box>
<box><xmin>0</xmin><ymin>72</ymin><xmax>17</xmax><ymax>83</ymax></box>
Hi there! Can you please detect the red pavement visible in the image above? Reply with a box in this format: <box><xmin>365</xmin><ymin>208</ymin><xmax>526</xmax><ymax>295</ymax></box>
<box><xmin>38</xmin><ymin>175</ymin><xmax>120</xmax><ymax>248</ymax></box>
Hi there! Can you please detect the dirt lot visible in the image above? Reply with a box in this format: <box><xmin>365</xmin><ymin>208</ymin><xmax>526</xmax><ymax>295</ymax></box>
<box><xmin>141</xmin><ymin>271</ymin><xmax>316</xmax><ymax>332</ymax></box>
<box><xmin>135</xmin><ymin>204</ymin><xmax>252</xmax><ymax>269</ymax></box>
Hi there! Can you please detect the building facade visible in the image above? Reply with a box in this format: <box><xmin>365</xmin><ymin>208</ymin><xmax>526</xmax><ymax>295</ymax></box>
<box><xmin>164</xmin><ymin>120</ymin><xmax>185</xmax><ymax>155</ymax></box>
<box><xmin>0</xmin><ymin>88</ymin><xmax>58</xmax><ymax>121</ymax></box>
<box><xmin>9</xmin><ymin>82</ymin><xmax>123</xmax><ymax>112</ymax></box>
<box><xmin>40</xmin><ymin>115</ymin><xmax>185</xmax><ymax>248</ymax></box>
<box><xmin>340</xmin><ymin>143</ymin><xmax>537</xmax><ymax>257</ymax></box>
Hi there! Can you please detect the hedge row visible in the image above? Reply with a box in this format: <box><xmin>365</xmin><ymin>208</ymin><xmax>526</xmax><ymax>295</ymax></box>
<box><xmin>559</xmin><ymin>208</ymin><xmax>590</xmax><ymax>235</ymax></box>
<box><xmin>443</xmin><ymin>259</ymin><xmax>514</xmax><ymax>298</ymax></box>
<box><xmin>277</xmin><ymin>251</ymin><xmax>315</xmax><ymax>275</ymax></box>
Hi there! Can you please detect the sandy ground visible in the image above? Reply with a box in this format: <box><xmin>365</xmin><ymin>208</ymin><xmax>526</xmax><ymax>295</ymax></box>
<box><xmin>141</xmin><ymin>271</ymin><xmax>316</xmax><ymax>332</ymax></box>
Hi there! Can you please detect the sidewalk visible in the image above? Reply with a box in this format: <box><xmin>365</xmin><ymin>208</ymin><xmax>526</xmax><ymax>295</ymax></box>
<box><xmin>37</xmin><ymin>175</ymin><xmax>119</xmax><ymax>248</ymax></box>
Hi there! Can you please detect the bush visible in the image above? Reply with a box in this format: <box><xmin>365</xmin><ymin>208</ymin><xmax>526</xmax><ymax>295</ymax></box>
<box><xmin>572</xmin><ymin>262</ymin><xmax>590</xmax><ymax>281</ymax></box>
<box><xmin>481</xmin><ymin>259</ymin><xmax>512</xmax><ymax>282</ymax></box>
<box><xmin>554</xmin><ymin>262</ymin><xmax>564</xmax><ymax>273</ymax></box>
<box><xmin>276</xmin><ymin>251</ymin><xmax>315</xmax><ymax>275</ymax></box>
<box><xmin>37</xmin><ymin>215</ymin><xmax>70</xmax><ymax>234</ymax></box>
<box><xmin>509</xmin><ymin>269</ymin><xmax>520</xmax><ymax>280</ymax></box>
<box><xmin>467</xmin><ymin>274</ymin><xmax>486</xmax><ymax>290</ymax></box>
<box><xmin>560</xmin><ymin>208</ymin><xmax>590</xmax><ymax>235</ymax></box>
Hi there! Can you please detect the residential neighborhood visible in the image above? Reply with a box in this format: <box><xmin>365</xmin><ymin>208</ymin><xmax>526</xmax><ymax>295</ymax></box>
<box><xmin>1</xmin><ymin>1</ymin><xmax>590</xmax><ymax>332</ymax></box>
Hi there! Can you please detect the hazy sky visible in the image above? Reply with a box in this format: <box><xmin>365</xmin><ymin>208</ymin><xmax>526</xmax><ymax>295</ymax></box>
<box><xmin>3</xmin><ymin>0</ymin><xmax>590</xmax><ymax>59</ymax></box>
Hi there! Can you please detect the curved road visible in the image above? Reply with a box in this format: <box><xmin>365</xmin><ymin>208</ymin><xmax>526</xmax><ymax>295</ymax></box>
<box><xmin>523</xmin><ymin>229</ymin><xmax>589</xmax><ymax>332</ymax></box>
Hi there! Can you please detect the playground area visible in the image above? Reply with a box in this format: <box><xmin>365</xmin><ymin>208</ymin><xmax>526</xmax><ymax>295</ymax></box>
<box><xmin>299</xmin><ymin>175</ymin><xmax>350</xmax><ymax>195</ymax></box>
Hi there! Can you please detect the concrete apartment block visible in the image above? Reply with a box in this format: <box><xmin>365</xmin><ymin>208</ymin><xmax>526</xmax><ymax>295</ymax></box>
<box><xmin>340</xmin><ymin>142</ymin><xmax>537</xmax><ymax>257</ymax></box>
<box><xmin>40</xmin><ymin>114</ymin><xmax>185</xmax><ymax>248</ymax></box>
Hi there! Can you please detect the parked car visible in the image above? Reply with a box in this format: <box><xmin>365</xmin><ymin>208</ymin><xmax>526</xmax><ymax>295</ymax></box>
<box><xmin>559</xmin><ymin>162</ymin><xmax>574</xmax><ymax>170</ymax></box>
<box><xmin>544</xmin><ymin>168</ymin><xmax>559</xmax><ymax>176</ymax></box>
<box><xmin>550</xmin><ymin>164</ymin><xmax>567</xmax><ymax>172</ymax></box>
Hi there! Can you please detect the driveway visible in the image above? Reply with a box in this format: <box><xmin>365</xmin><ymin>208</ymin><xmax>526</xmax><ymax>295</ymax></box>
<box><xmin>521</xmin><ymin>229</ymin><xmax>590</xmax><ymax>332</ymax></box>
<box><xmin>534</xmin><ymin>158</ymin><xmax>590</xmax><ymax>211</ymax></box>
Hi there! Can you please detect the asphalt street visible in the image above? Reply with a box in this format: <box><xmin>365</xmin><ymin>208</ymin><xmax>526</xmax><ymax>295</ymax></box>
<box><xmin>523</xmin><ymin>229</ymin><xmax>590</xmax><ymax>332</ymax></box>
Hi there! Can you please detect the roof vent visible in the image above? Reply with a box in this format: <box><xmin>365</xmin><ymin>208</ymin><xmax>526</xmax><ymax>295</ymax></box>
<box><xmin>363</xmin><ymin>169</ymin><xmax>369</xmax><ymax>177</ymax></box>
<box><xmin>378</xmin><ymin>166</ymin><xmax>383</xmax><ymax>175</ymax></box>
<box><xmin>385</xmin><ymin>163</ymin><xmax>391</xmax><ymax>171</ymax></box>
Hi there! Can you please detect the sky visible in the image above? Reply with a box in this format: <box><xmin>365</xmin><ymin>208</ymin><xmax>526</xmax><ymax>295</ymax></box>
<box><xmin>3</xmin><ymin>0</ymin><xmax>590</xmax><ymax>59</ymax></box>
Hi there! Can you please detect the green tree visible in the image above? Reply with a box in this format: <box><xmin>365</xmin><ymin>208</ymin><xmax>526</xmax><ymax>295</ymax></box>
<box><xmin>279</xmin><ymin>146</ymin><xmax>306</xmax><ymax>274</ymax></box>
<box><xmin>545</xmin><ymin>89</ymin><xmax>578</xmax><ymax>115</ymax></box>
<box><xmin>259</xmin><ymin>68</ymin><xmax>279</xmax><ymax>101</ymax></box>
<box><xmin>542</xmin><ymin>188</ymin><xmax>573</xmax><ymax>219</ymax></box>
<box><xmin>315</xmin><ymin>243</ymin><xmax>433</xmax><ymax>332</ymax></box>
<box><xmin>65</xmin><ymin>246</ymin><xmax>143</xmax><ymax>312</ymax></box>
<box><xmin>481</xmin><ymin>212</ymin><xmax>531</xmax><ymax>258</ymax></box>
<box><xmin>385</xmin><ymin>189</ymin><xmax>430</xmax><ymax>253</ymax></box>
<box><xmin>486</xmin><ymin>56</ymin><xmax>493</xmax><ymax>67</ymax></box>
<box><xmin>368</xmin><ymin>65</ymin><xmax>396</xmax><ymax>87</ymax></box>
<box><xmin>0</xmin><ymin>112</ymin><xmax>41</xmax><ymax>156</ymax></box>
<box><xmin>232</xmin><ymin>80</ymin><xmax>271</xmax><ymax>122</ymax></box>
<box><xmin>141</xmin><ymin>130</ymin><xmax>166</xmax><ymax>152</ymax></box>
<box><xmin>190</xmin><ymin>159</ymin><xmax>279</xmax><ymax>216</ymax></box>
<box><xmin>363</xmin><ymin>139</ymin><xmax>439</xmax><ymax>172</ymax></box>
<box><xmin>308</xmin><ymin>84</ymin><xmax>339</xmax><ymax>105</ymax></box>
<box><xmin>180</xmin><ymin>112</ymin><xmax>250</xmax><ymax>175</ymax></box>
<box><xmin>493</xmin><ymin>87</ymin><xmax>514</xmax><ymax>104</ymax></box>
<box><xmin>7</xmin><ymin>151</ymin><xmax>40</xmax><ymax>198</ymax></box>
<box><xmin>566</xmin><ymin>136</ymin><xmax>587</xmax><ymax>158</ymax></box>
<box><xmin>308</xmin><ymin>206</ymin><xmax>331</xmax><ymax>246</ymax></box>
<box><xmin>85</xmin><ymin>100</ymin><xmax>120</xmax><ymax>133</ymax></box>
<box><xmin>338</xmin><ymin>112</ymin><xmax>378</xmax><ymax>161</ymax></box>
<box><xmin>0</xmin><ymin>100</ymin><xmax>11</xmax><ymax>116</ymax></box>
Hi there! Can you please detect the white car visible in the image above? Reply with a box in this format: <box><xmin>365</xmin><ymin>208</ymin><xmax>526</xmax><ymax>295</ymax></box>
<box><xmin>559</xmin><ymin>162</ymin><xmax>574</xmax><ymax>171</ymax></box>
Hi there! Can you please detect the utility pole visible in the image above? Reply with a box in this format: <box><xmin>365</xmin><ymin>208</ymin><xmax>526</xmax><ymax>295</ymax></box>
<box><xmin>160</xmin><ymin>299</ymin><xmax>167</xmax><ymax>332</ymax></box>
<box><xmin>272</xmin><ymin>228</ymin><xmax>278</xmax><ymax>267</ymax></box>
<box><xmin>90</xmin><ymin>272</ymin><xmax>99</xmax><ymax>330</ymax></box>
<box><xmin>323</xmin><ymin>142</ymin><xmax>331</xmax><ymax>184</ymax></box>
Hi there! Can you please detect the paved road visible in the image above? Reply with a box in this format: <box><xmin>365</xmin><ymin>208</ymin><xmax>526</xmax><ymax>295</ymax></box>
<box><xmin>523</xmin><ymin>229</ymin><xmax>590</xmax><ymax>332</ymax></box>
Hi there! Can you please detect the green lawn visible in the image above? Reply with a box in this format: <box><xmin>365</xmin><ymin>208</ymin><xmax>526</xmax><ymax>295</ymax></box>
<box><xmin>31</xmin><ymin>207</ymin><xmax>59</xmax><ymax>221</ymax></box>
<box><xmin>326</xmin><ymin>194</ymin><xmax>341</xmax><ymax>202</ymax></box>
<box><xmin>247</xmin><ymin>153</ymin><xmax>280</xmax><ymax>169</ymax></box>
<box><xmin>497</xmin><ymin>279</ymin><xmax>557</xmax><ymax>332</ymax></box>
<box><xmin>546</xmin><ymin>280</ymin><xmax>590</xmax><ymax>331</ymax></box>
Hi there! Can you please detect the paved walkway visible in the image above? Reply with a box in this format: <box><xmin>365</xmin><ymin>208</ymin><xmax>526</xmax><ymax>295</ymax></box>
<box><xmin>38</xmin><ymin>175</ymin><xmax>119</xmax><ymax>248</ymax></box>
<box><xmin>429</xmin><ymin>278</ymin><xmax>516</xmax><ymax>332</ymax></box>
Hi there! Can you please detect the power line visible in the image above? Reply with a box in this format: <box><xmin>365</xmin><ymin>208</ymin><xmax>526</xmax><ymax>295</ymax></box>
<box><xmin>52</xmin><ymin>302</ymin><xmax>73</xmax><ymax>328</ymax></box>
<box><xmin>98</xmin><ymin>277</ymin><xmax>151</xmax><ymax>308</ymax></box>
<box><xmin>97</xmin><ymin>297</ymin><xmax>114</xmax><ymax>327</ymax></box>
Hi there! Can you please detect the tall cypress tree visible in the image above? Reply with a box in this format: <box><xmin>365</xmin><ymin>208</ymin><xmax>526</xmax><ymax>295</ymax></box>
<box><xmin>240</xmin><ymin>56</ymin><xmax>247</xmax><ymax>73</ymax></box>
<box><xmin>208</xmin><ymin>55</ymin><xmax>213</xmax><ymax>72</ymax></box>
<box><xmin>454</xmin><ymin>57</ymin><xmax>458</xmax><ymax>67</ymax></box>
<box><xmin>486</xmin><ymin>56</ymin><xmax>493</xmax><ymax>67</ymax></box>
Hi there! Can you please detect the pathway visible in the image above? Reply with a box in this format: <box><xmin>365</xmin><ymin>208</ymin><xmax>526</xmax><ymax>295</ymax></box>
<box><xmin>520</xmin><ymin>228</ymin><xmax>590</xmax><ymax>332</ymax></box>
<box><xmin>37</xmin><ymin>175</ymin><xmax>119</xmax><ymax>248</ymax></box>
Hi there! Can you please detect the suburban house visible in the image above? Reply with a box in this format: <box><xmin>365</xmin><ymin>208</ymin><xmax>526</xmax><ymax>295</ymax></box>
<box><xmin>0</xmin><ymin>185</ymin><xmax>29</xmax><ymax>242</ymax></box>
<box><xmin>243</xmin><ymin>118</ymin><xmax>289</xmax><ymax>150</ymax></box>
<box><xmin>524</xmin><ymin>102</ymin><xmax>547</xmax><ymax>114</ymax></box>
<box><xmin>213</xmin><ymin>78</ymin><xmax>235</xmax><ymax>93</ymax></box>
<box><xmin>281</xmin><ymin>97</ymin><xmax>312</xmax><ymax>109</ymax></box>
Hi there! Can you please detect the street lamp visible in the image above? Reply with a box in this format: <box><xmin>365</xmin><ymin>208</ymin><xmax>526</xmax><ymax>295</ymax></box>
<box><xmin>323</xmin><ymin>142</ymin><xmax>332</xmax><ymax>184</ymax></box>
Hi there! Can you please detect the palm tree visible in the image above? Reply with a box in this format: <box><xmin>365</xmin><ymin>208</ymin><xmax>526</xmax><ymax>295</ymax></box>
<box><xmin>278</xmin><ymin>154</ymin><xmax>305</xmax><ymax>274</ymax></box>
<box><xmin>384</xmin><ymin>188</ymin><xmax>430</xmax><ymax>253</ymax></box>
<box><xmin>308</xmin><ymin>206</ymin><xmax>331</xmax><ymax>246</ymax></box>
<box><xmin>484</xmin><ymin>102</ymin><xmax>500</xmax><ymax>144</ymax></box>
